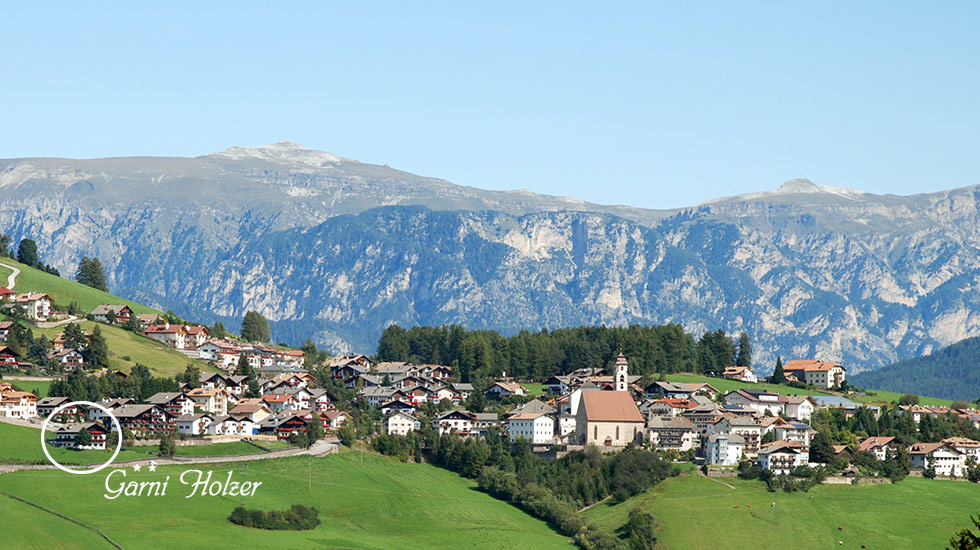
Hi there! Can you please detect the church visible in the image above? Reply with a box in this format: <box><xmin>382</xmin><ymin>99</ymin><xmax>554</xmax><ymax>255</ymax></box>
<box><xmin>574</xmin><ymin>353</ymin><xmax>645</xmax><ymax>447</ymax></box>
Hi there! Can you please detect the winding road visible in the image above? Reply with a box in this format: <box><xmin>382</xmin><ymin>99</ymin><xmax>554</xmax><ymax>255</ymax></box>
<box><xmin>0</xmin><ymin>260</ymin><xmax>19</xmax><ymax>289</ymax></box>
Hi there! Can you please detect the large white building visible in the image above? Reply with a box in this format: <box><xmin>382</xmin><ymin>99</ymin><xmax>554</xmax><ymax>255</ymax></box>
<box><xmin>705</xmin><ymin>433</ymin><xmax>744</xmax><ymax>466</ymax></box>
<box><xmin>782</xmin><ymin>360</ymin><xmax>846</xmax><ymax>389</ymax></box>
<box><xmin>509</xmin><ymin>412</ymin><xmax>555</xmax><ymax>445</ymax></box>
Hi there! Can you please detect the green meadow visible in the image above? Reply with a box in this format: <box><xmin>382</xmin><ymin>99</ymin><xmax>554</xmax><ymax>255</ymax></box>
<box><xmin>0</xmin><ymin>259</ymin><xmax>161</xmax><ymax>316</ymax></box>
<box><xmin>0</xmin><ymin>493</ymin><xmax>116</xmax><ymax>550</ymax></box>
<box><xmin>665</xmin><ymin>373</ymin><xmax>957</xmax><ymax>408</ymax></box>
<box><xmin>0</xmin><ymin>422</ymin><xmax>271</xmax><ymax>465</ymax></box>
<box><xmin>0</xmin><ymin>451</ymin><xmax>575</xmax><ymax>550</ymax></box>
<box><xmin>585</xmin><ymin>470</ymin><xmax>980</xmax><ymax>550</ymax></box>
<box><xmin>0</xmin><ymin>420</ymin><xmax>156</xmax><ymax>465</ymax></box>
<box><xmin>10</xmin><ymin>379</ymin><xmax>53</xmax><ymax>398</ymax></box>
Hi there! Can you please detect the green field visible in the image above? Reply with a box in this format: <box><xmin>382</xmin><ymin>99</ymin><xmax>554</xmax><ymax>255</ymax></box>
<box><xmin>174</xmin><ymin>441</ymin><xmax>266</xmax><ymax>457</ymax></box>
<box><xmin>585</xmin><ymin>471</ymin><xmax>980</xmax><ymax>550</ymax></box>
<box><xmin>522</xmin><ymin>382</ymin><xmax>547</xmax><ymax>396</ymax></box>
<box><xmin>0</xmin><ymin>421</ymin><xmax>156</xmax><ymax>465</ymax></box>
<box><xmin>0</xmin><ymin>258</ymin><xmax>162</xmax><ymax>316</ymax></box>
<box><xmin>10</xmin><ymin>379</ymin><xmax>53</xmax><ymax>398</ymax></box>
<box><xmin>0</xmin><ymin>452</ymin><xmax>575</xmax><ymax>550</ymax></box>
<box><xmin>665</xmin><ymin>373</ymin><xmax>957</xmax><ymax>408</ymax></box>
<box><xmin>0</xmin><ymin>493</ymin><xmax>116</xmax><ymax>550</ymax></box>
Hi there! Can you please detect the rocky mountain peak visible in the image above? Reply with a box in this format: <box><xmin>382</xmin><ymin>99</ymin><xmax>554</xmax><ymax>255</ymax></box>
<box><xmin>204</xmin><ymin>141</ymin><xmax>350</xmax><ymax>166</ymax></box>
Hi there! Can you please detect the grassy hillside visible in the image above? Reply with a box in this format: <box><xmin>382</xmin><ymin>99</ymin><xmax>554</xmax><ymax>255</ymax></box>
<box><xmin>585</xmin><ymin>471</ymin><xmax>979</xmax><ymax>550</ymax></box>
<box><xmin>851</xmin><ymin>337</ymin><xmax>980</xmax><ymax>402</ymax></box>
<box><xmin>0</xmin><ymin>258</ymin><xmax>212</xmax><ymax>377</ymax></box>
<box><xmin>665</xmin><ymin>373</ymin><xmax>957</xmax><ymax>408</ymax></box>
<box><xmin>0</xmin><ymin>494</ymin><xmax>116</xmax><ymax>550</ymax></box>
<box><xmin>0</xmin><ymin>258</ymin><xmax>162</xmax><ymax>315</ymax></box>
<box><xmin>32</xmin><ymin>320</ymin><xmax>210</xmax><ymax>377</ymax></box>
<box><xmin>0</xmin><ymin>452</ymin><xmax>575</xmax><ymax>550</ymax></box>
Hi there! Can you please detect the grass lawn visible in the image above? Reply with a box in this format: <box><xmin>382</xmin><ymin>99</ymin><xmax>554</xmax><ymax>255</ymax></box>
<box><xmin>522</xmin><ymin>382</ymin><xmax>547</xmax><ymax>396</ymax></box>
<box><xmin>0</xmin><ymin>452</ymin><xmax>576</xmax><ymax>550</ymax></box>
<box><xmin>0</xmin><ymin>493</ymin><xmax>116</xmax><ymax>550</ymax></box>
<box><xmin>0</xmin><ymin>258</ymin><xmax>162</xmax><ymax>316</ymax></box>
<box><xmin>174</xmin><ymin>441</ymin><xmax>266</xmax><ymax>457</ymax></box>
<box><xmin>0</xmin><ymin>421</ymin><xmax>156</xmax><ymax>465</ymax></box>
<box><xmin>665</xmin><ymin>373</ymin><xmax>957</xmax><ymax>408</ymax></box>
<box><xmin>585</xmin><ymin>471</ymin><xmax>980</xmax><ymax>550</ymax></box>
<box><xmin>10</xmin><ymin>379</ymin><xmax>53</xmax><ymax>398</ymax></box>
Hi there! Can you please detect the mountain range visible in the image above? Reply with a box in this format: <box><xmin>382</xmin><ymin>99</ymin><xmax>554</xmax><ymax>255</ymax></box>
<box><xmin>3</xmin><ymin>141</ymin><xmax>980</xmax><ymax>373</ymax></box>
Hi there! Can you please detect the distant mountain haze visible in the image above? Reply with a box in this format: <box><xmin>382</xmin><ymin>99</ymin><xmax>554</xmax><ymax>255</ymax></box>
<box><xmin>3</xmin><ymin>142</ymin><xmax>980</xmax><ymax>373</ymax></box>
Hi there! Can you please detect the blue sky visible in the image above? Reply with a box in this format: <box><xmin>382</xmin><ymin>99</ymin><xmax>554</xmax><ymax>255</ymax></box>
<box><xmin>1</xmin><ymin>2</ymin><xmax>977</xmax><ymax>209</ymax></box>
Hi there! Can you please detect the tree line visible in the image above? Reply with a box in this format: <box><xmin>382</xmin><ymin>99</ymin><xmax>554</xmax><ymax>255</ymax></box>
<box><xmin>377</xmin><ymin>323</ymin><xmax>752</xmax><ymax>383</ymax></box>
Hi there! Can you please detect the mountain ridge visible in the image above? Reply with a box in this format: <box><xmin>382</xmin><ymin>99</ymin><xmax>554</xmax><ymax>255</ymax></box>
<box><xmin>3</xmin><ymin>143</ymin><xmax>980</xmax><ymax>372</ymax></box>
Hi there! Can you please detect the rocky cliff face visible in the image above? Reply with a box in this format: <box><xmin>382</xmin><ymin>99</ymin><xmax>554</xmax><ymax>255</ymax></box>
<box><xmin>3</xmin><ymin>143</ymin><xmax>980</xmax><ymax>372</ymax></box>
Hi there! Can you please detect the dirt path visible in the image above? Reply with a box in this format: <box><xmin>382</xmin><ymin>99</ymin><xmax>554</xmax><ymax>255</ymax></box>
<box><xmin>698</xmin><ymin>468</ymin><xmax>736</xmax><ymax>489</ymax></box>
<box><xmin>0</xmin><ymin>260</ymin><xmax>19</xmax><ymax>289</ymax></box>
<box><xmin>578</xmin><ymin>495</ymin><xmax>612</xmax><ymax>513</ymax></box>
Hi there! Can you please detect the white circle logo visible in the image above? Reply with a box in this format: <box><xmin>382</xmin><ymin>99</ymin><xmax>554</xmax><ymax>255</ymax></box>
<box><xmin>40</xmin><ymin>400</ymin><xmax>122</xmax><ymax>475</ymax></box>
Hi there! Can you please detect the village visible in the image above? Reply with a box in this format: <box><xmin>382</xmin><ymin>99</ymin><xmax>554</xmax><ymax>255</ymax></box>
<box><xmin>2</xmin><ymin>289</ymin><xmax>980</xmax><ymax>484</ymax></box>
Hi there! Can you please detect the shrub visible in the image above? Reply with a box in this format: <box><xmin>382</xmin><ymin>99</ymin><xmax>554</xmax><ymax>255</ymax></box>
<box><xmin>228</xmin><ymin>505</ymin><xmax>319</xmax><ymax>530</ymax></box>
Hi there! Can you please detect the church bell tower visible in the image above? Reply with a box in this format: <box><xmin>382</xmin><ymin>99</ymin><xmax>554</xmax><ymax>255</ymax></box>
<box><xmin>615</xmin><ymin>352</ymin><xmax>629</xmax><ymax>392</ymax></box>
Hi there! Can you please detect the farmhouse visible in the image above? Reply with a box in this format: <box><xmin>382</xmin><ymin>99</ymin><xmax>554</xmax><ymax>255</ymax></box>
<box><xmin>37</xmin><ymin>396</ymin><xmax>77</xmax><ymax>419</ymax></box>
<box><xmin>52</xmin><ymin>422</ymin><xmax>107</xmax><ymax>450</ymax></box>
<box><xmin>782</xmin><ymin>359</ymin><xmax>846</xmax><ymax>389</ymax></box>
<box><xmin>757</xmin><ymin>440</ymin><xmax>809</xmax><ymax>474</ymax></box>
<box><xmin>142</xmin><ymin>323</ymin><xmax>188</xmax><ymax>349</ymax></box>
<box><xmin>320</xmin><ymin>410</ymin><xmax>348</xmax><ymax>430</ymax></box>
<box><xmin>176</xmin><ymin>413</ymin><xmax>214</xmax><ymax>435</ymax></box>
<box><xmin>92</xmin><ymin>304</ymin><xmax>133</xmax><ymax>325</ymax></box>
<box><xmin>485</xmin><ymin>381</ymin><xmax>527</xmax><ymax>398</ymax></box>
<box><xmin>721</xmin><ymin>365</ymin><xmax>757</xmax><ymax>383</ymax></box>
<box><xmin>909</xmin><ymin>442</ymin><xmax>964</xmax><ymax>477</ymax></box>
<box><xmin>434</xmin><ymin>410</ymin><xmax>474</xmax><ymax>435</ymax></box>
<box><xmin>857</xmin><ymin>436</ymin><xmax>897</xmax><ymax>461</ymax></box>
<box><xmin>384</xmin><ymin>411</ymin><xmax>421</xmax><ymax>435</ymax></box>
<box><xmin>111</xmin><ymin>404</ymin><xmax>173</xmax><ymax>435</ymax></box>
<box><xmin>145</xmin><ymin>392</ymin><xmax>196</xmax><ymax>418</ymax></box>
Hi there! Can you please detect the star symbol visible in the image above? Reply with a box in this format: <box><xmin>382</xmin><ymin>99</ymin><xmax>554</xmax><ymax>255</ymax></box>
<box><xmin>148</xmin><ymin>461</ymin><xmax>157</xmax><ymax>472</ymax></box>
<box><xmin>132</xmin><ymin>464</ymin><xmax>142</xmax><ymax>472</ymax></box>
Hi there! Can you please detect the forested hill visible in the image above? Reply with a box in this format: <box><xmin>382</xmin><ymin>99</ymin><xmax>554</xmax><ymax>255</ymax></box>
<box><xmin>850</xmin><ymin>337</ymin><xmax>980</xmax><ymax>401</ymax></box>
<box><xmin>376</xmin><ymin>324</ymin><xmax>751</xmax><ymax>383</ymax></box>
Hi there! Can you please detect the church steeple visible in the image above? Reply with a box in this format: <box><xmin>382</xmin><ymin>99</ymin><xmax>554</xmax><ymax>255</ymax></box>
<box><xmin>615</xmin><ymin>352</ymin><xmax>629</xmax><ymax>392</ymax></box>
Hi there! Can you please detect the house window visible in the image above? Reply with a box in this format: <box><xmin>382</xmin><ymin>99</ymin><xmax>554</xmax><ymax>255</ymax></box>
<box><xmin>616</xmin><ymin>426</ymin><xmax>620</xmax><ymax>440</ymax></box>
<box><xmin>594</xmin><ymin>425</ymin><xmax>598</xmax><ymax>440</ymax></box>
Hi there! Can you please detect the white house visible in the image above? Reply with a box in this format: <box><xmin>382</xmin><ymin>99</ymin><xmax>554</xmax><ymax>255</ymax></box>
<box><xmin>207</xmin><ymin>414</ymin><xmax>255</xmax><ymax>436</ymax></box>
<box><xmin>508</xmin><ymin>412</ymin><xmax>555</xmax><ymax>445</ymax></box>
<box><xmin>14</xmin><ymin>292</ymin><xmax>52</xmax><ymax>321</ymax></box>
<box><xmin>724</xmin><ymin>389</ymin><xmax>782</xmax><ymax>417</ymax></box>
<box><xmin>782</xmin><ymin>360</ymin><xmax>846</xmax><ymax>389</ymax></box>
<box><xmin>485</xmin><ymin>381</ymin><xmax>528</xmax><ymax>398</ymax></box>
<box><xmin>721</xmin><ymin>365</ymin><xmax>757</xmax><ymax>383</ymax></box>
<box><xmin>705</xmin><ymin>432</ymin><xmax>744</xmax><ymax>466</ymax></box>
<box><xmin>909</xmin><ymin>442</ymin><xmax>964</xmax><ymax>477</ymax></box>
<box><xmin>433</xmin><ymin>410</ymin><xmax>474</xmax><ymax>435</ymax></box>
<box><xmin>857</xmin><ymin>436</ymin><xmax>897</xmax><ymax>461</ymax></box>
<box><xmin>757</xmin><ymin>441</ymin><xmax>809</xmax><ymax>474</ymax></box>
<box><xmin>384</xmin><ymin>412</ymin><xmax>421</xmax><ymax>436</ymax></box>
<box><xmin>176</xmin><ymin>413</ymin><xmax>214</xmax><ymax>436</ymax></box>
<box><xmin>52</xmin><ymin>422</ymin><xmax>107</xmax><ymax>450</ymax></box>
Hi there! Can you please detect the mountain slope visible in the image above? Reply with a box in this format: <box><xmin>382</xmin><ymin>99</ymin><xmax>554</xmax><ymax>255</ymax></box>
<box><xmin>851</xmin><ymin>336</ymin><xmax>980</xmax><ymax>401</ymax></box>
<box><xmin>0</xmin><ymin>258</ymin><xmax>207</xmax><ymax>377</ymax></box>
<box><xmin>4</xmin><ymin>143</ymin><xmax>980</xmax><ymax>371</ymax></box>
